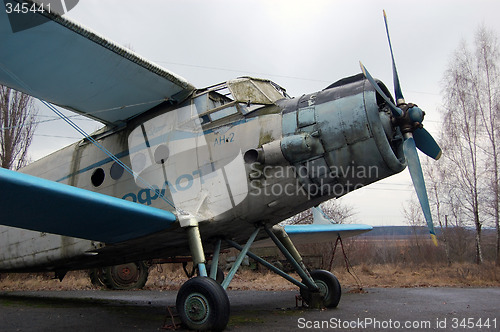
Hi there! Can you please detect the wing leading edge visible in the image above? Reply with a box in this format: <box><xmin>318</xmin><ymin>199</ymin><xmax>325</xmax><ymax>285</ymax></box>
<box><xmin>283</xmin><ymin>224</ymin><xmax>373</xmax><ymax>245</ymax></box>
<box><xmin>0</xmin><ymin>167</ymin><xmax>177</xmax><ymax>244</ymax></box>
<box><xmin>253</xmin><ymin>223</ymin><xmax>373</xmax><ymax>249</ymax></box>
<box><xmin>280</xmin><ymin>206</ymin><xmax>373</xmax><ymax>244</ymax></box>
<box><xmin>0</xmin><ymin>0</ymin><xmax>195</xmax><ymax>125</ymax></box>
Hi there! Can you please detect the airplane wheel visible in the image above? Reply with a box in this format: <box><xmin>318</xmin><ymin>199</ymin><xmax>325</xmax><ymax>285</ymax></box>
<box><xmin>102</xmin><ymin>261</ymin><xmax>149</xmax><ymax>290</ymax></box>
<box><xmin>176</xmin><ymin>276</ymin><xmax>230</xmax><ymax>331</ymax></box>
<box><xmin>300</xmin><ymin>270</ymin><xmax>341</xmax><ymax>308</ymax></box>
<box><xmin>88</xmin><ymin>268</ymin><xmax>106</xmax><ymax>287</ymax></box>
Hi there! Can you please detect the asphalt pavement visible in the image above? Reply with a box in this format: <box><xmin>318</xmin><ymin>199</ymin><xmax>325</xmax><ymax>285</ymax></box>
<box><xmin>0</xmin><ymin>288</ymin><xmax>499</xmax><ymax>331</ymax></box>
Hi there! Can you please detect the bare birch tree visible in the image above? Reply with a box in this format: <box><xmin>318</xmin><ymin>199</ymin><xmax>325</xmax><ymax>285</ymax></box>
<box><xmin>424</xmin><ymin>159</ymin><xmax>452</xmax><ymax>265</ymax></box>
<box><xmin>473</xmin><ymin>28</ymin><xmax>500</xmax><ymax>266</ymax></box>
<box><xmin>0</xmin><ymin>85</ymin><xmax>37</xmax><ymax>170</ymax></box>
<box><xmin>441</xmin><ymin>26</ymin><xmax>500</xmax><ymax>264</ymax></box>
<box><xmin>442</xmin><ymin>42</ymin><xmax>483</xmax><ymax>264</ymax></box>
<box><xmin>402</xmin><ymin>197</ymin><xmax>425</xmax><ymax>256</ymax></box>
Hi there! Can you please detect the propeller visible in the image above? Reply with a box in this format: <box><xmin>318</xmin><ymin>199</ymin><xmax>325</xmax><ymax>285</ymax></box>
<box><xmin>360</xmin><ymin>10</ymin><xmax>442</xmax><ymax>246</ymax></box>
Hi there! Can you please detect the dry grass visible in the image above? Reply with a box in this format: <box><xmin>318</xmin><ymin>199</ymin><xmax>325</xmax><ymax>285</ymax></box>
<box><xmin>336</xmin><ymin>262</ymin><xmax>500</xmax><ymax>288</ymax></box>
<box><xmin>1</xmin><ymin>262</ymin><xmax>499</xmax><ymax>292</ymax></box>
<box><xmin>0</xmin><ymin>270</ymin><xmax>95</xmax><ymax>291</ymax></box>
<box><xmin>144</xmin><ymin>264</ymin><xmax>298</xmax><ymax>291</ymax></box>
<box><xmin>2</xmin><ymin>237</ymin><xmax>498</xmax><ymax>291</ymax></box>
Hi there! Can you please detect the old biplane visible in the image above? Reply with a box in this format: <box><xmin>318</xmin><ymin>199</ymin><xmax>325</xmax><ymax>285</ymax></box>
<box><xmin>0</xmin><ymin>1</ymin><xmax>440</xmax><ymax>330</ymax></box>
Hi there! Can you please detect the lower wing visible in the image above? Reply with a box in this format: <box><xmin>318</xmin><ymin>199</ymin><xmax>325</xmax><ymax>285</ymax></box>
<box><xmin>253</xmin><ymin>223</ymin><xmax>373</xmax><ymax>248</ymax></box>
<box><xmin>0</xmin><ymin>168</ymin><xmax>177</xmax><ymax>244</ymax></box>
<box><xmin>284</xmin><ymin>224</ymin><xmax>373</xmax><ymax>245</ymax></box>
<box><xmin>283</xmin><ymin>205</ymin><xmax>373</xmax><ymax>245</ymax></box>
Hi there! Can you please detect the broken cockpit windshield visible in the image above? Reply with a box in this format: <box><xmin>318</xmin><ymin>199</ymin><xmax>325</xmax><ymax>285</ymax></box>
<box><xmin>195</xmin><ymin>77</ymin><xmax>289</xmax><ymax>123</ymax></box>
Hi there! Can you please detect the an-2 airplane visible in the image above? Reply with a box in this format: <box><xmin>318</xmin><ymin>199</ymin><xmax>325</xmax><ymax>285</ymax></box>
<box><xmin>0</xmin><ymin>1</ymin><xmax>441</xmax><ymax>330</ymax></box>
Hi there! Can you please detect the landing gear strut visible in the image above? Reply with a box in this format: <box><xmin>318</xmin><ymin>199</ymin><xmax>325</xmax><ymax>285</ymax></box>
<box><xmin>224</xmin><ymin>225</ymin><xmax>342</xmax><ymax>309</ymax></box>
<box><xmin>177</xmin><ymin>222</ymin><xmax>341</xmax><ymax>330</ymax></box>
<box><xmin>177</xmin><ymin>222</ymin><xmax>230</xmax><ymax>330</ymax></box>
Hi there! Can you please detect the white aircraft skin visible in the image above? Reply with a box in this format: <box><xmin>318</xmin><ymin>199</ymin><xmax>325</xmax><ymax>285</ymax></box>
<box><xmin>0</xmin><ymin>77</ymin><xmax>396</xmax><ymax>272</ymax></box>
<box><xmin>0</xmin><ymin>2</ymin><xmax>441</xmax><ymax>330</ymax></box>
<box><xmin>0</xmin><ymin>85</ymin><xmax>283</xmax><ymax>271</ymax></box>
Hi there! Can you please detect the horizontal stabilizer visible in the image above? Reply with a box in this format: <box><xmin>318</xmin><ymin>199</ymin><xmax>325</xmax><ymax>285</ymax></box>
<box><xmin>0</xmin><ymin>168</ymin><xmax>176</xmax><ymax>243</ymax></box>
<box><xmin>0</xmin><ymin>1</ymin><xmax>195</xmax><ymax>125</ymax></box>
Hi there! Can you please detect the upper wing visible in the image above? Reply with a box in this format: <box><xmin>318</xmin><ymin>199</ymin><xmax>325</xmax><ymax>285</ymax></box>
<box><xmin>0</xmin><ymin>0</ymin><xmax>195</xmax><ymax>125</ymax></box>
<box><xmin>0</xmin><ymin>167</ymin><xmax>177</xmax><ymax>244</ymax></box>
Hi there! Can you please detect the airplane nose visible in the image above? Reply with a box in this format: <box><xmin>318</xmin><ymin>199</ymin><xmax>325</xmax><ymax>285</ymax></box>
<box><xmin>259</xmin><ymin>75</ymin><xmax>408</xmax><ymax>199</ymax></box>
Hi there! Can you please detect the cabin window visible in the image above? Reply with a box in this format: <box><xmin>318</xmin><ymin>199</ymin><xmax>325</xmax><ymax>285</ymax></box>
<box><xmin>110</xmin><ymin>162</ymin><xmax>124</xmax><ymax>180</ymax></box>
<box><xmin>91</xmin><ymin>168</ymin><xmax>105</xmax><ymax>187</ymax></box>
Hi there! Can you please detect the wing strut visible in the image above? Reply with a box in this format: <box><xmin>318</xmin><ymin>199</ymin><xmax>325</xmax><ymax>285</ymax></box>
<box><xmin>0</xmin><ymin>62</ymin><xmax>178</xmax><ymax>211</ymax></box>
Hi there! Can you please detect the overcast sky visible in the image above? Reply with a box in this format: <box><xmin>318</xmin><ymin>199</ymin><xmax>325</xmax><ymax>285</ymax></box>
<box><xmin>28</xmin><ymin>0</ymin><xmax>500</xmax><ymax>226</ymax></box>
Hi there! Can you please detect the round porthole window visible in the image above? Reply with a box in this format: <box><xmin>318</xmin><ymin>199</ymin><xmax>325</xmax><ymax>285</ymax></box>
<box><xmin>91</xmin><ymin>168</ymin><xmax>105</xmax><ymax>187</ymax></box>
<box><xmin>110</xmin><ymin>161</ymin><xmax>124</xmax><ymax>180</ymax></box>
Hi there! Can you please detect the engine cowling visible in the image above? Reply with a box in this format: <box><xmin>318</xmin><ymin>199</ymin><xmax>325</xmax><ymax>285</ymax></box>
<box><xmin>272</xmin><ymin>74</ymin><xmax>406</xmax><ymax>198</ymax></box>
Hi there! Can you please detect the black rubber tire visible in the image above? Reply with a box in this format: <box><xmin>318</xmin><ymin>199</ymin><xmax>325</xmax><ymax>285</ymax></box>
<box><xmin>176</xmin><ymin>277</ymin><xmax>230</xmax><ymax>331</ymax></box>
<box><xmin>102</xmin><ymin>261</ymin><xmax>149</xmax><ymax>290</ymax></box>
<box><xmin>88</xmin><ymin>268</ymin><xmax>106</xmax><ymax>288</ymax></box>
<box><xmin>300</xmin><ymin>270</ymin><xmax>341</xmax><ymax>308</ymax></box>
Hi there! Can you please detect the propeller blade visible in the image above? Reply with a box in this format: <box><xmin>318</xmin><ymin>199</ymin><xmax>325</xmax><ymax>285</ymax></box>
<box><xmin>383</xmin><ymin>10</ymin><xmax>404</xmax><ymax>103</ymax></box>
<box><xmin>359</xmin><ymin>61</ymin><xmax>402</xmax><ymax>117</ymax></box>
<box><xmin>403</xmin><ymin>136</ymin><xmax>438</xmax><ymax>246</ymax></box>
<box><xmin>413</xmin><ymin>127</ymin><xmax>442</xmax><ymax>160</ymax></box>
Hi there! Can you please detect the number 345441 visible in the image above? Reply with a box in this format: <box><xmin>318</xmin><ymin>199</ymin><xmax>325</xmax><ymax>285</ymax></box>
<box><xmin>451</xmin><ymin>318</ymin><xmax>497</xmax><ymax>329</ymax></box>
<box><xmin>5</xmin><ymin>2</ymin><xmax>51</xmax><ymax>14</ymax></box>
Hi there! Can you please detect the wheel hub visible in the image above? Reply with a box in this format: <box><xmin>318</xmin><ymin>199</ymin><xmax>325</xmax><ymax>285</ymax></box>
<box><xmin>185</xmin><ymin>293</ymin><xmax>209</xmax><ymax>323</ymax></box>
<box><xmin>315</xmin><ymin>279</ymin><xmax>329</xmax><ymax>298</ymax></box>
<box><xmin>113</xmin><ymin>263</ymin><xmax>138</xmax><ymax>283</ymax></box>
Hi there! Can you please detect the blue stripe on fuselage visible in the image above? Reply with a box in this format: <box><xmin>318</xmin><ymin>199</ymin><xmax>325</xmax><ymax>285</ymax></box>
<box><xmin>56</xmin><ymin>118</ymin><xmax>253</xmax><ymax>183</ymax></box>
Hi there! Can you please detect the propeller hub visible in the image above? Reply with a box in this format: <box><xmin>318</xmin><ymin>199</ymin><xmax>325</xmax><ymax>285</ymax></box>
<box><xmin>393</xmin><ymin>103</ymin><xmax>425</xmax><ymax>134</ymax></box>
<box><xmin>408</xmin><ymin>105</ymin><xmax>424</xmax><ymax>124</ymax></box>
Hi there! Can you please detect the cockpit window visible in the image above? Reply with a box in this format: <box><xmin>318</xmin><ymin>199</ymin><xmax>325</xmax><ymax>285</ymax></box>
<box><xmin>209</xmin><ymin>106</ymin><xmax>238</xmax><ymax>121</ymax></box>
<box><xmin>227</xmin><ymin>78</ymin><xmax>287</xmax><ymax>104</ymax></box>
<box><xmin>192</xmin><ymin>77</ymin><xmax>289</xmax><ymax>125</ymax></box>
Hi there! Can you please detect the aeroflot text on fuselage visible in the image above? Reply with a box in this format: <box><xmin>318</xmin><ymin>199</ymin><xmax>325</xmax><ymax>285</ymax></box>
<box><xmin>122</xmin><ymin>170</ymin><xmax>202</xmax><ymax>205</ymax></box>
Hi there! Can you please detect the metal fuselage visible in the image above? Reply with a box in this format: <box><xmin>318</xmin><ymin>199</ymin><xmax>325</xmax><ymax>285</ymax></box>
<box><xmin>0</xmin><ymin>76</ymin><xmax>405</xmax><ymax>273</ymax></box>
